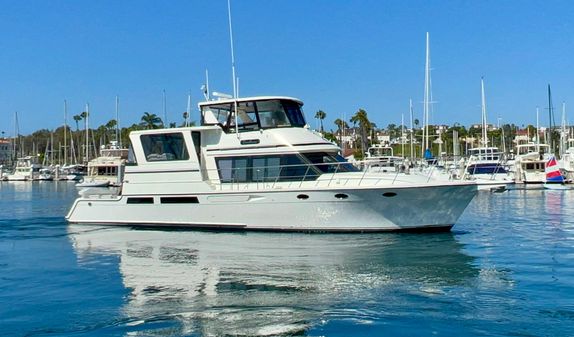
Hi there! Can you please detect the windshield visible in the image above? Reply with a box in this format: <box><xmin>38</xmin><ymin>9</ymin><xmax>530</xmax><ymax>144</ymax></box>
<box><xmin>201</xmin><ymin>99</ymin><xmax>306</xmax><ymax>132</ymax></box>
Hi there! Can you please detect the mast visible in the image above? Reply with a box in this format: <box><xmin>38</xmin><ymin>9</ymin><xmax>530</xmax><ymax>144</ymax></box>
<box><xmin>480</xmin><ymin>77</ymin><xmax>488</xmax><ymax>147</ymax></box>
<box><xmin>64</xmin><ymin>100</ymin><xmax>68</xmax><ymax>165</ymax></box>
<box><xmin>13</xmin><ymin>111</ymin><xmax>18</xmax><ymax>162</ymax></box>
<box><xmin>548</xmin><ymin>84</ymin><xmax>556</xmax><ymax>154</ymax></box>
<box><xmin>536</xmin><ymin>107</ymin><xmax>540</xmax><ymax>147</ymax></box>
<box><xmin>115</xmin><ymin>95</ymin><xmax>121</xmax><ymax>146</ymax></box>
<box><xmin>85</xmin><ymin>103</ymin><xmax>90</xmax><ymax>163</ymax></box>
<box><xmin>401</xmin><ymin>113</ymin><xmax>405</xmax><ymax>158</ymax></box>
<box><xmin>186</xmin><ymin>92</ymin><xmax>191</xmax><ymax>127</ymax></box>
<box><xmin>422</xmin><ymin>32</ymin><xmax>431</xmax><ymax>157</ymax></box>
<box><xmin>162</xmin><ymin>89</ymin><xmax>167</xmax><ymax>128</ymax></box>
<box><xmin>227</xmin><ymin>0</ymin><xmax>239</xmax><ymax>136</ymax></box>
<box><xmin>560</xmin><ymin>102</ymin><xmax>567</xmax><ymax>157</ymax></box>
<box><xmin>409</xmin><ymin>98</ymin><xmax>414</xmax><ymax>159</ymax></box>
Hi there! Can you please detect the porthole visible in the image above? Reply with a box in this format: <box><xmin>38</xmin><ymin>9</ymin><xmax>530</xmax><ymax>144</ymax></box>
<box><xmin>382</xmin><ymin>192</ymin><xmax>397</xmax><ymax>197</ymax></box>
<box><xmin>334</xmin><ymin>193</ymin><xmax>348</xmax><ymax>199</ymax></box>
<box><xmin>297</xmin><ymin>194</ymin><xmax>309</xmax><ymax>200</ymax></box>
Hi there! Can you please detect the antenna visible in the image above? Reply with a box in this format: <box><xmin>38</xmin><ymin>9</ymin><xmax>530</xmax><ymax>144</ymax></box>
<box><xmin>186</xmin><ymin>92</ymin><xmax>191</xmax><ymax>127</ymax></box>
<box><xmin>227</xmin><ymin>0</ymin><xmax>239</xmax><ymax>135</ymax></box>
<box><xmin>115</xmin><ymin>95</ymin><xmax>121</xmax><ymax>147</ymax></box>
<box><xmin>202</xmin><ymin>69</ymin><xmax>210</xmax><ymax>101</ymax></box>
<box><xmin>162</xmin><ymin>89</ymin><xmax>167</xmax><ymax>128</ymax></box>
<box><xmin>481</xmin><ymin>77</ymin><xmax>488</xmax><ymax>146</ymax></box>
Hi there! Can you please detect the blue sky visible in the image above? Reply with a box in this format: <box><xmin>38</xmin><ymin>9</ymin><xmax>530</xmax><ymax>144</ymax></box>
<box><xmin>1</xmin><ymin>0</ymin><xmax>573</xmax><ymax>135</ymax></box>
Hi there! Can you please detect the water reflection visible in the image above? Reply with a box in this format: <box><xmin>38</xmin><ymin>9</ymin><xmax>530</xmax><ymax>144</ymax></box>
<box><xmin>68</xmin><ymin>226</ymin><xmax>478</xmax><ymax>336</ymax></box>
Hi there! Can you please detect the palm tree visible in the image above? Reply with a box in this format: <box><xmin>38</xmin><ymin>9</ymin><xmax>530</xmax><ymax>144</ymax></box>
<box><xmin>73</xmin><ymin>115</ymin><xmax>82</xmax><ymax>131</ymax></box>
<box><xmin>314</xmin><ymin>110</ymin><xmax>326</xmax><ymax>133</ymax></box>
<box><xmin>350</xmin><ymin>108</ymin><xmax>372</xmax><ymax>156</ymax></box>
<box><xmin>140</xmin><ymin>112</ymin><xmax>163</xmax><ymax>129</ymax></box>
<box><xmin>334</xmin><ymin>118</ymin><xmax>348</xmax><ymax>147</ymax></box>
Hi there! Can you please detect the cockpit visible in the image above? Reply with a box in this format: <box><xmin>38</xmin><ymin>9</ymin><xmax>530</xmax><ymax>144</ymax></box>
<box><xmin>200</xmin><ymin>97</ymin><xmax>306</xmax><ymax>133</ymax></box>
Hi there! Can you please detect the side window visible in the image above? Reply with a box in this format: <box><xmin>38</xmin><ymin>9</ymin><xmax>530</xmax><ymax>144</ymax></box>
<box><xmin>192</xmin><ymin>131</ymin><xmax>201</xmax><ymax>163</ymax></box>
<box><xmin>215</xmin><ymin>155</ymin><xmax>319</xmax><ymax>183</ymax></box>
<box><xmin>141</xmin><ymin>133</ymin><xmax>189</xmax><ymax>162</ymax></box>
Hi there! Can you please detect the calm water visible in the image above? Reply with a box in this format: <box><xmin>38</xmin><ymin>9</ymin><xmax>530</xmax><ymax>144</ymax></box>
<box><xmin>1</xmin><ymin>182</ymin><xmax>573</xmax><ymax>336</ymax></box>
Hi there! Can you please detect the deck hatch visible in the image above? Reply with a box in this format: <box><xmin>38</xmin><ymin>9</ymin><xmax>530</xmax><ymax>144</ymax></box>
<box><xmin>160</xmin><ymin>196</ymin><xmax>200</xmax><ymax>204</ymax></box>
<box><xmin>127</xmin><ymin>197</ymin><xmax>154</xmax><ymax>204</ymax></box>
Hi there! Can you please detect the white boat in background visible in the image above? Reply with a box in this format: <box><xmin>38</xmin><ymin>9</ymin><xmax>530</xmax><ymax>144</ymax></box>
<box><xmin>38</xmin><ymin>168</ymin><xmax>54</xmax><ymax>181</ymax></box>
<box><xmin>61</xmin><ymin>164</ymin><xmax>86</xmax><ymax>181</ymax></box>
<box><xmin>559</xmin><ymin>138</ymin><xmax>574</xmax><ymax>182</ymax></box>
<box><xmin>6</xmin><ymin>156</ymin><xmax>42</xmax><ymax>181</ymax></box>
<box><xmin>76</xmin><ymin>141</ymin><xmax>128</xmax><ymax>188</ymax></box>
<box><xmin>66</xmin><ymin>96</ymin><xmax>478</xmax><ymax>232</ymax></box>
<box><xmin>363</xmin><ymin>144</ymin><xmax>403</xmax><ymax>173</ymax></box>
<box><xmin>513</xmin><ymin>143</ymin><xmax>551</xmax><ymax>183</ymax></box>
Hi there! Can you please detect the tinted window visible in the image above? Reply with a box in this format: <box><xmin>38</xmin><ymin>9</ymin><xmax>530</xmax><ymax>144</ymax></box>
<box><xmin>141</xmin><ymin>133</ymin><xmax>189</xmax><ymax>162</ymax></box>
<box><xmin>216</xmin><ymin>154</ymin><xmax>319</xmax><ymax>183</ymax></box>
<box><xmin>302</xmin><ymin>152</ymin><xmax>359</xmax><ymax>173</ymax></box>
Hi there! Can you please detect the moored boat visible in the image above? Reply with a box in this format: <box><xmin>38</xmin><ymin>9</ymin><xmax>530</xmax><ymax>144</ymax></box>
<box><xmin>66</xmin><ymin>96</ymin><xmax>478</xmax><ymax>232</ymax></box>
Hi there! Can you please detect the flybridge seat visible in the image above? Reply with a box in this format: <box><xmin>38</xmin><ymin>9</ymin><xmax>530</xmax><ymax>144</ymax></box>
<box><xmin>200</xmin><ymin>97</ymin><xmax>306</xmax><ymax>133</ymax></box>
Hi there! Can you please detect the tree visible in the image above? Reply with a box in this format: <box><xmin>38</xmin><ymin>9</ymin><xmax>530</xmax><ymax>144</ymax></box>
<box><xmin>314</xmin><ymin>110</ymin><xmax>326</xmax><ymax>133</ymax></box>
<box><xmin>334</xmin><ymin>118</ymin><xmax>349</xmax><ymax>146</ymax></box>
<box><xmin>350</xmin><ymin>108</ymin><xmax>372</xmax><ymax>158</ymax></box>
<box><xmin>140</xmin><ymin>112</ymin><xmax>163</xmax><ymax>129</ymax></box>
<box><xmin>73</xmin><ymin>115</ymin><xmax>82</xmax><ymax>131</ymax></box>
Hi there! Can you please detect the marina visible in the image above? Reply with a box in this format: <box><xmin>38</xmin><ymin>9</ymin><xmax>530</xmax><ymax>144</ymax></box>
<box><xmin>1</xmin><ymin>182</ymin><xmax>573</xmax><ymax>336</ymax></box>
<box><xmin>1</xmin><ymin>1</ymin><xmax>574</xmax><ymax>336</ymax></box>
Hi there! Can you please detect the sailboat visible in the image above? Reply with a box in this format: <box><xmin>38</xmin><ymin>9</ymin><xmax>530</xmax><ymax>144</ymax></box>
<box><xmin>464</xmin><ymin>78</ymin><xmax>510</xmax><ymax>180</ymax></box>
<box><xmin>543</xmin><ymin>156</ymin><xmax>571</xmax><ymax>190</ymax></box>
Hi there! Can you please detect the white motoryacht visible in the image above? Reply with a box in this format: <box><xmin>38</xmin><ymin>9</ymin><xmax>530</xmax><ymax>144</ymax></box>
<box><xmin>6</xmin><ymin>156</ymin><xmax>42</xmax><ymax>181</ymax></box>
<box><xmin>76</xmin><ymin>141</ymin><xmax>129</xmax><ymax>187</ymax></box>
<box><xmin>66</xmin><ymin>96</ymin><xmax>478</xmax><ymax>232</ymax></box>
<box><xmin>513</xmin><ymin>143</ymin><xmax>551</xmax><ymax>183</ymax></box>
<box><xmin>363</xmin><ymin>144</ymin><xmax>403</xmax><ymax>173</ymax></box>
<box><xmin>559</xmin><ymin>138</ymin><xmax>574</xmax><ymax>182</ymax></box>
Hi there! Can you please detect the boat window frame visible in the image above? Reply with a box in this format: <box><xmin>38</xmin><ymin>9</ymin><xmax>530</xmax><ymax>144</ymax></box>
<box><xmin>140</xmin><ymin>132</ymin><xmax>190</xmax><ymax>162</ymax></box>
<box><xmin>215</xmin><ymin>154</ymin><xmax>321</xmax><ymax>183</ymax></box>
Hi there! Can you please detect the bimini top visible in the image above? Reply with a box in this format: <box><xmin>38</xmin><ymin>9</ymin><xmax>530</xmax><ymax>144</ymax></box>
<box><xmin>199</xmin><ymin>96</ymin><xmax>307</xmax><ymax>133</ymax></box>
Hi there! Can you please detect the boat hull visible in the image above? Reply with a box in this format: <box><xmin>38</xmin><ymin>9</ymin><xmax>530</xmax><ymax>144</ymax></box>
<box><xmin>66</xmin><ymin>183</ymin><xmax>477</xmax><ymax>232</ymax></box>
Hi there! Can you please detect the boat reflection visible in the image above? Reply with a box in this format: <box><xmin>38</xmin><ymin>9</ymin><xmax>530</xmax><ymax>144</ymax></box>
<box><xmin>68</xmin><ymin>225</ymin><xmax>479</xmax><ymax>336</ymax></box>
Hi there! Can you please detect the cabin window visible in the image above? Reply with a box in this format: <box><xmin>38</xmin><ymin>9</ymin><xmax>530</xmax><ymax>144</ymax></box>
<box><xmin>141</xmin><ymin>133</ymin><xmax>189</xmax><ymax>162</ymax></box>
<box><xmin>215</xmin><ymin>154</ymin><xmax>319</xmax><ymax>183</ymax></box>
<box><xmin>302</xmin><ymin>153</ymin><xmax>359</xmax><ymax>173</ymax></box>
<box><xmin>96</xmin><ymin>166</ymin><xmax>118</xmax><ymax>176</ymax></box>
<box><xmin>192</xmin><ymin>131</ymin><xmax>201</xmax><ymax>163</ymax></box>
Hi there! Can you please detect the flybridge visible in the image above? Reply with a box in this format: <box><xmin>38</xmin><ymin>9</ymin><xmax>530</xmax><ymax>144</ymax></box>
<box><xmin>199</xmin><ymin>97</ymin><xmax>307</xmax><ymax>133</ymax></box>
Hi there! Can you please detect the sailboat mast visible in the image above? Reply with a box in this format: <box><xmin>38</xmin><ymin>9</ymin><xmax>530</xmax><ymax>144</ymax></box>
<box><xmin>423</xmin><ymin>32</ymin><xmax>430</xmax><ymax>156</ymax></box>
<box><xmin>115</xmin><ymin>95</ymin><xmax>121</xmax><ymax>146</ymax></box>
<box><xmin>409</xmin><ymin>98</ymin><xmax>414</xmax><ymax>159</ymax></box>
<box><xmin>481</xmin><ymin>77</ymin><xmax>487</xmax><ymax>146</ymax></box>
<box><xmin>85</xmin><ymin>103</ymin><xmax>89</xmax><ymax>163</ymax></box>
<box><xmin>548</xmin><ymin>84</ymin><xmax>555</xmax><ymax>154</ymax></box>
<box><xmin>162</xmin><ymin>90</ymin><xmax>167</xmax><ymax>128</ymax></box>
<box><xmin>64</xmin><ymin>100</ymin><xmax>68</xmax><ymax>165</ymax></box>
<box><xmin>536</xmin><ymin>107</ymin><xmax>540</xmax><ymax>147</ymax></box>
<box><xmin>227</xmin><ymin>0</ymin><xmax>239</xmax><ymax>136</ymax></box>
<box><xmin>401</xmin><ymin>113</ymin><xmax>405</xmax><ymax>158</ymax></box>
